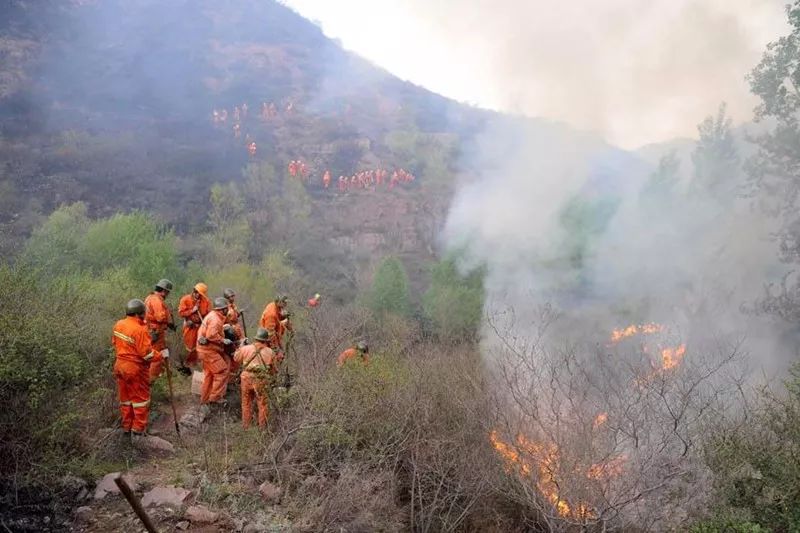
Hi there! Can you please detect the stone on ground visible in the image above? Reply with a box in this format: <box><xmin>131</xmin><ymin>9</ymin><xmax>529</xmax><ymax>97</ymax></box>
<box><xmin>141</xmin><ymin>485</ymin><xmax>193</xmax><ymax>508</ymax></box>
<box><xmin>93</xmin><ymin>473</ymin><xmax>138</xmax><ymax>500</ymax></box>
<box><xmin>185</xmin><ymin>505</ymin><xmax>218</xmax><ymax>524</ymax></box>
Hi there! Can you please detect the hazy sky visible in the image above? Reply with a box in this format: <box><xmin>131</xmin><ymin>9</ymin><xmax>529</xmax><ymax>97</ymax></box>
<box><xmin>280</xmin><ymin>0</ymin><xmax>788</xmax><ymax>148</ymax></box>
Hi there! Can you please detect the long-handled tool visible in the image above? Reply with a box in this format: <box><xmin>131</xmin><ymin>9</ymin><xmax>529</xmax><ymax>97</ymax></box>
<box><xmin>239</xmin><ymin>309</ymin><xmax>249</xmax><ymax>339</ymax></box>
<box><xmin>114</xmin><ymin>474</ymin><xmax>158</xmax><ymax>533</ymax></box>
<box><xmin>164</xmin><ymin>348</ymin><xmax>182</xmax><ymax>439</ymax></box>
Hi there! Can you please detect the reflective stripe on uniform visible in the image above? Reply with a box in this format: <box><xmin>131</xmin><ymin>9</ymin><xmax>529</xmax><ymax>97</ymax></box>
<box><xmin>120</xmin><ymin>401</ymin><xmax>132</xmax><ymax>406</ymax></box>
<box><xmin>143</xmin><ymin>351</ymin><xmax>155</xmax><ymax>361</ymax></box>
<box><xmin>131</xmin><ymin>400</ymin><xmax>150</xmax><ymax>408</ymax></box>
<box><xmin>113</xmin><ymin>331</ymin><xmax>136</xmax><ymax>345</ymax></box>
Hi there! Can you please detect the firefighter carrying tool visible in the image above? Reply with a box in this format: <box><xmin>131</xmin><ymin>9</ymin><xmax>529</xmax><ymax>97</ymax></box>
<box><xmin>145</xmin><ymin>279</ymin><xmax>175</xmax><ymax>383</ymax></box>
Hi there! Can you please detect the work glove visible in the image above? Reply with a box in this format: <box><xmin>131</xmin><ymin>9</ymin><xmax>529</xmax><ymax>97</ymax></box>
<box><xmin>167</xmin><ymin>322</ymin><xmax>177</xmax><ymax>332</ymax></box>
<box><xmin>149</xmin><ymin>330</ymin><xmax>159</xmax><ymax>343</ymax></box>
<box><xmin>161</xmin><ymin>349</ymin><xmax>170</xmax><ymax>359</ymax></box>
<box><xmin>198</xmin><ymin>336</ymin><xmax>208</xmax><ymax>346</ymax></box>
<box><xmin>222</xmin><ymin>338</ymin><xmax>233</xmax><ymax>347</ymax></box>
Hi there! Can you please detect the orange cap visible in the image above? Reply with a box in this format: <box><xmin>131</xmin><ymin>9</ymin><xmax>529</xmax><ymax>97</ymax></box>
<box><xmin>194</xmin><ymin>282</ymin><xmax>208</xmax><ymax>297</ymax></box>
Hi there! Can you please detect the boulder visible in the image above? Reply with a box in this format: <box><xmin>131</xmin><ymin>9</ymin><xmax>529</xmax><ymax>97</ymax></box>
<box><xmin>257</xmin><ymin>481</ymin><xmax>282</xmax><ymax>504</ymax></box>
<box><xmin>74</xmin><ymin>506</ymin><xmax>93</xmax><ymax>522</ymax></box>
<box><xmin>141</xmin><ymin>485</ymin><xmax>193</xmax><ymax>508</ymax></box>
<box><xmin>94</xmin><ymin>473</ymin><xmax>138</xmax><ymax>500</ymax></box>
<box><xmin>185</xmin><ymin>505</ymin><xmax>218</xmax><ymax>524</ymax></box>
<box><xmin>133</xmin><ymin>434</ymin><xmax>175</xmax><ymax>453</ymax></box>
<box><xmin>179</xmin><ymin>405</ymin><xmax>210</xmax><ymax>432</ymax></box>
<box><xmin>175</xmin><ymin>520</ymin><xmax>190</xmax><ymax>530</ymax></box>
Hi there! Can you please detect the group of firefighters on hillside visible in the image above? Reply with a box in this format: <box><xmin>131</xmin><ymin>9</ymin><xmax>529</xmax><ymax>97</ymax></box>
<box><xmin>288</xmin><ymin>163</ymin><xmax>416</xmax><ymax>192</ymax></box>
<box><xmin>111</xmin><ymin>279</ymin><xmax>368</xmax><ymax>440</ymax></box>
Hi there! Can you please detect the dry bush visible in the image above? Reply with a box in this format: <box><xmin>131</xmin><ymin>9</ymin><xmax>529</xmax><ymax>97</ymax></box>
<box><xmin>256</xmin><ymin>325</ymin><xmax>508</xmax><ymax>531</ymax></box>
<box><xmin>485</xmin><ymin>307</ymin><xmax>746</xmax><ymax>531</ymax></box>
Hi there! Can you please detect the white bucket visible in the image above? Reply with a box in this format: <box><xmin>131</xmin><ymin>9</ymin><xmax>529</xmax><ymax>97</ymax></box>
<box><xmin>191</xmin><ymin>370</ymin><xmax>203</xmax><ymax>396</ymax></box>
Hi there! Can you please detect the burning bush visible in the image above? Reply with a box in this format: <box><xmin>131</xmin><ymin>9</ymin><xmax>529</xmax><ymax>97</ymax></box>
<box><xmin>483</xmin><ymin>307</ymin><xmax>745</xmax><ymax>530</ymax></box>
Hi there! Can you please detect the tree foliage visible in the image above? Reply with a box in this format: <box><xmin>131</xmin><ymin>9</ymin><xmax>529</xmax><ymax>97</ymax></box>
<box><xmin>747</xmin><ymin>1</ymin><xmax>800</xmax><ymax>319</ymax></box>
<box><xmin>692</xmin><ymin>103</ymin><xmax>740</xmax><ymax>198</ymax></box>
<box><xmin>423</xmin><ymin>255</ymin><xmax>485</xmax><ymax>342</ymax></box>
<box><xmin>368</xmin><ymin>256</ymin><xmax>411</xmax><ymax>317</ymax></box>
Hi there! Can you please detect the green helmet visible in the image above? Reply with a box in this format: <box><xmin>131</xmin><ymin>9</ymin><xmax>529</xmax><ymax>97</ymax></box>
<box><xmin>253</xmin><ymin>327</ymin><xmax>271</xmax><ymax>343</ymax></box>
<box><xmin>356</xmin><ymin>341</ymin><xmax>368</xmax><ymax>353</ymax></box>
<box><xmin>155</xmin><ymin>278</ymin><xmax>173</xmax><ymax>292</ymax></box>
<box><xmin>223</xmin><ymin>288</ymin><xmax>236</xmax><ymax>300</ymax></box>
<box><xmin>126</xmin><ymin>299</ymin><xmax>146</xmax><ymax>316</ymax></box>
<box><xmin>213</xmin><ymin>297</ymin><xmax>229</xmax><ymax>310</ymax></box>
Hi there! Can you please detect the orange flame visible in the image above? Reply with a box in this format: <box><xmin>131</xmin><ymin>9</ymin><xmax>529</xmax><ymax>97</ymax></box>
<box><xmin>593</xmin><ymin>412</ymin><xmax>608</xmax><ymax>429</ymax></box>
<box><xmin>661</xmin><ymin>343</ymin><xmax>686</xmax><ymax>370</ymax></box>
<box><xmin>610</xmin><ymin>322</ymin><xmax>665</xmax><ymax>343</ymax></box>
<box><xmin>490</xmin><ymin>430</ymin><xmax>624</xmax><ymax>519</ymax></box>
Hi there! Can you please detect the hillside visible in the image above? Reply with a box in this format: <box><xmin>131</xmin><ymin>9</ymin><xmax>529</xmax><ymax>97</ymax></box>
<box><xmin>0</xmin><ymin>0</ymin><xmax>636</xmax><ymax>300</ymax></box>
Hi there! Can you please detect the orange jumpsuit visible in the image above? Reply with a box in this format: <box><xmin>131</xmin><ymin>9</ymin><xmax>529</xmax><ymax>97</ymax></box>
<box><xmin>337</xmin><ymin>348</ymin><xmax>369</xmax><ymax>367</ymax></box>
<box><xmin>225</xmin><ymin>302</ymin><xmax>244</xmax><ymax>377</ymax></box>
<box><xmin>196</xmin><ymin>310</ymin><xmax>230</xmax><ymax>403</ymax></box>
<box><xmin>144</xmin><ymin>292</ymin><xmax>173</xmax><ymax>382</ymax></box>
<box><xmin>323</xmin><ymin>170</ymin><xmax>331</xmax><ymax>189</ymax></box>
<box><xmin>259</xmin><ymin>302</ymin><xmax>285</xmax><ymax>347</ymax></box>
<box><xmin>112</xmin><ymin>316</ymin><xmax>154</xmax><ymax>433</ymax></box>
<box><xmin>234</xmin><ymin>342</ymin><xmax>278</xmax><ymax>428</ymax></box>
<box><xmin>178</xmin><ymin>294</ymin><xmax>210</xmax><ymax>366</ymax></box>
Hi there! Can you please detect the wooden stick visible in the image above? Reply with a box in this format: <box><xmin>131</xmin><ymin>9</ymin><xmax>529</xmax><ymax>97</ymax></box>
<box><xmin>114</xmin><ymin>474</ymin><xmax>158</xmax><ymax>533</ymax></box>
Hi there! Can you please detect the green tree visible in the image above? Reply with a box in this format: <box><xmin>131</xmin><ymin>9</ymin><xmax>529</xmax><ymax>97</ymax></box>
<box><xmin>81</xmin><ymin>212</ymin><xmax>179</xmax><ymax>288</ymax></box>
<box><xmin>641</xmin><ymin>151</ymin><xmax>680</xmax><ymax>201</ymax></box>
<box><xmin>207</xmin><ymin>183</ymin><xmax>250</xmax><ymax>266</ymax></box>
<box><xmin>747</xmin><ymin>1</ymin><xmax>800</xmax><ymax>319</ymax></box>
<box><xmin>368</xmin><ymin>256</ymin><xmax>411</xmax><ymax>317</ymax></box>
<box><xmin>691</xmin><ymin>104</ymin><xmax>740</xmax><ymax>197</ymax></box>
<box><xmin>19</xmin><ymin>202</ymin><xmax>90</xmax><ymax>273</ymax></box>
<box><xmin>422</xmin><ymin>256</ymin><xmax>485</xmax><ymax>342</ymax></box>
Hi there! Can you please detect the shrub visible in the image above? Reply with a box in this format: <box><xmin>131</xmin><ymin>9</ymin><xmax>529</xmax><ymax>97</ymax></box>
<box><xmin>367</xmin><ymin>256</ymin><xmax>411</xmax><ymax>317</ymax></box>
<box><xmin>422</xmin><ymin>256</ymin><xmax>484</xmax><ymax>342</ymax></box>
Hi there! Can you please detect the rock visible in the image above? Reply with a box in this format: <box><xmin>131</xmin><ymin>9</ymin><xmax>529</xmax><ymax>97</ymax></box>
<box><xmin>131</xmin><ymin>434</ymin><xmax>175</xmax><ymax>452</ymax></box>
<box><xmin>141</xmin><ymin>485</ymin><xmax>193</xmax><ymax>508</ymax></box>
<box><xmin>94</xmin><ymin>473</ymin><xmax>138</xmax><ymax>500</ymax></box>
<box><xmin>176</xmin><ymin>520</ymin><xmax>190</xmax><ymax>530</ymax></box>
<box><xmin>74</xmin><ymin>507</ymin><xmax>93</xmax><ymax>522</ymax></box>
<box><xmin>258</xmin><ymin>481</ymin><xmax>282</xmax><ymax>504</ymax></box>
<box><xmin>185</xmin><ymin>505</ymin><xmax>218</xmax><ymax>524</ymax></box>
<box><xmin>179</xmin><ymin>405</ymin><xmax>210</xmax><ymax>432</ymax></box>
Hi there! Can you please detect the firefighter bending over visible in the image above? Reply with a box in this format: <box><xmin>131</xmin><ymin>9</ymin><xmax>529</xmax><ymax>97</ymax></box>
<box><xmin>234</xmin><ymin>328</ymin><xmax>282</xmax><ymax>429</ymax></box>
<box><xmin>337</xmin><ymin>341</ymin><xmax>369</xmax><ymax>367</ymax></box>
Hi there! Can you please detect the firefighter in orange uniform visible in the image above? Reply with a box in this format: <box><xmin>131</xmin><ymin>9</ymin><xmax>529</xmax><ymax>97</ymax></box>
<box><xmin>234</xmin><ymin>328</ymin><xmax>281</xmax><ymax>429</ymax></box>
<box><xmin>259</xmin><ymin>295</ymin><xmax>288</xmax><ymax>348</ymax></box>
<box><xmin>323</xmin><ymin>170</ymin><xmax>331</xmax><ymax>189</ymax></box>
<box><xmin>307</xmin><ymin>293</ymin><xmax>321</xmax><ymax>308</ymax></box>
<box><xmin>223</xmin><ymin>288</ymin><xmax>244</xmax><ymax>379</ymax></box>
<box><xmin>178</xmin><ymin>283</ymin><xmax>210</xmax><ymax>368</ymax></box>
<box><xmin>145</xmin><ymin>279</ymin><xmax>175</xmax><ymax>383</ymax></box>
<box><xmin>112</xmin><ymin>299</ymin><xmax>155</xmax><ymax>438</ymax></box>
<box><xmin>337</xmin><ymin>341</ymin><xmax>369</xmax><ymax>367</ymax></box>
<box><xmin>197</xmin><ymin>297</ymin><xmax>234</xmax><ymax>405</ymax></box>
